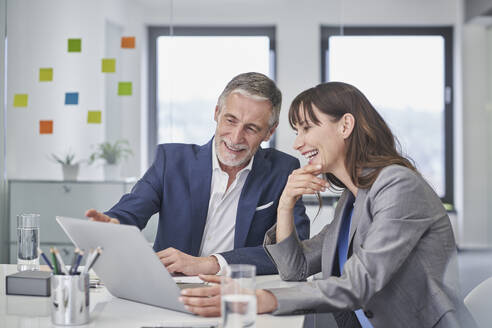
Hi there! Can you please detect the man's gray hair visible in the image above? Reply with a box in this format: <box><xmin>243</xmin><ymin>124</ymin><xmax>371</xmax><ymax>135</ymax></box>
<box><xmin>217</xmin><ymin>72</ymin><xmax>282</xmax><ymax>128</ymax></box>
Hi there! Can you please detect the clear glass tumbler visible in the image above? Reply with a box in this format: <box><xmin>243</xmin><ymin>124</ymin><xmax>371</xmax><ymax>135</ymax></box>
<box><xmin>221</xmin><ymin>264</ymin><xmax>257</xmax><ymax>328</ymax></box>
<box><xmin>17</xmin><ymin>213</ymin><xmax>40</xmax><ymax>271</ymax></box>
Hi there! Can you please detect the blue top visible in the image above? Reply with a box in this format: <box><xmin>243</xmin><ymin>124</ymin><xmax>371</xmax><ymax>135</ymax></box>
<box><xmin>337</xmin><ymin>195</ymin><xmax>374</xmax><ymax>328</ymax></box>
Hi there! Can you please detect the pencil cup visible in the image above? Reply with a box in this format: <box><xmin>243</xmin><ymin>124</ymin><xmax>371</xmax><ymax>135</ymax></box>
<box><xmin>50</xmin><ymin>273</ymin><xmax>90</xmax><ymax>325</ymax></box>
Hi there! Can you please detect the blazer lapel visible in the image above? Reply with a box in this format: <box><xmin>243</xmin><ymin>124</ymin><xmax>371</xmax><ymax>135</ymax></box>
<box><xmin>349</xmin><ymin>188</ymin><xmax>367</xmax><ymax>245</ymax></box>
<box><xmin>188</xmin><ymin>139</ymin><xmax>213</xmax><ymax>256</ymax></box>
<box><xmin>323</xmin><ymin>190</ymin><xmax>349</xmax><ymax>276</ymax></box>
<box><xmin>234</xmin><ymin>149</ymin><xmax>271</xmax><ymax>248</ymax></box>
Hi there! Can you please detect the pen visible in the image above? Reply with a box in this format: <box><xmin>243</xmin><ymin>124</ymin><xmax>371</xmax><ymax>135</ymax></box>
<box><xmin>68</xmin><ymin>248</ymin><xmax>79</xmax><ymax>275</ymax></box>
<box><xmin>71</xmin><ymin>250</ymin><xmax>84</xmax><ymax>275</ymax></box>
<box><xmin>83</xmin><ymin>247</ymin><xmax>102</xmax><ymax>274</ymax></box>
<box><xmin>38</xmin><ymin>247</ymin><xmax>54</xmax><ymax>271</ymax></box>
<box><xmin>54</xmin><ymin>248</ymin><xmax>69</xmax><ymax>275</ymax></box>
<box><xmin>50</xmin><ymin>248</ymin><xmax>59</xmax><ymax>275</ymax></box>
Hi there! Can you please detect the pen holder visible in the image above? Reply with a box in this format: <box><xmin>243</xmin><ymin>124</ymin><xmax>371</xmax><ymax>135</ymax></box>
<box><xmin>50</xmin><ymin>273</ymin><xmax>90</xmax><ymax>325</ymax></box>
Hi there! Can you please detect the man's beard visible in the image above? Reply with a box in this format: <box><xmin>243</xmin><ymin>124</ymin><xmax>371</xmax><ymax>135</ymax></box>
<box><xmin>215</xmin><ymin>137</ymin><xmax>253</xmax><ymax>167</ymax></box>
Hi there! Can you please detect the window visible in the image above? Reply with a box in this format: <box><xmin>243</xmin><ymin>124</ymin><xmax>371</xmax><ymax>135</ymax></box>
<box><xmin>148</xmin><ymin>26</ymin><xmax>276</xmax><ymax>164</ymax></box>
<box><xmin>321</xmin><ymin>26</ymin><xmax>453</xmax><ymax>204</ymax></box>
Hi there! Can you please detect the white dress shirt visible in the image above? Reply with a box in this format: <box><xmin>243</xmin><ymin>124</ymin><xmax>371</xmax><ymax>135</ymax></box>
<box><xmin>198</xmin><ymin>142</ymin><xmax>253</xmax><ymax>274</ymax></box>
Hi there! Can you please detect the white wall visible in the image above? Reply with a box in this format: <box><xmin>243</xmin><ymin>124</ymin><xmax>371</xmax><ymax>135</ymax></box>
<box><xmin>0</xmin><ymin>0</ymin><xmax>8</xmax><ymax>263</ymax></box>
<box><xmin>461</xmin><ymin>24</ymin><xmax>490</xmax><ymax>247</ymax></box>
<box><xmin>6</xmin><ymin>0</ymin><xmax>144</xmax><ymax>180</ymax></box>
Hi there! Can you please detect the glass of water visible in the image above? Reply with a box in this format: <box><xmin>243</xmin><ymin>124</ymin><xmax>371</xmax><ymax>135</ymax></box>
<box><xmin>17</xmin><ymin>213</ymin><xmax>40</xmax><ymax>271</ymax></box>
<box><xmin>221</xmin><ymin>264</ymin><xmax>256</xmax><ymax>328</ymax></box>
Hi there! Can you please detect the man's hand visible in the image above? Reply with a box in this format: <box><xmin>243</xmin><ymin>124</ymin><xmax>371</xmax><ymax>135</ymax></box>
<box><xmin>156</xmin><ymin>248</ymin><xmax>220</xmax><ymax>276</ymax></box>
<box><xmin>85</xmin><ymin>209</ymin><xmax>120</xmax><ymax>224</ymax></box>
<box><xmin>180</xmin><ymin>275</ymin><xmax>278</xmax><ymax>317</ymax></box>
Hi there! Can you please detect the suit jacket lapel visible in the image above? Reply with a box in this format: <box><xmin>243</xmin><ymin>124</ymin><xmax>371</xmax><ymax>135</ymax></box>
<box><xmin>234</xmin><ymin>149</ymin><xmax>270</xmax><ymax>248</ymax></box>
<box><xmin>189</xmin><ymin>139</ymin><xmax>213</xmax><ymax>256</ymax></box>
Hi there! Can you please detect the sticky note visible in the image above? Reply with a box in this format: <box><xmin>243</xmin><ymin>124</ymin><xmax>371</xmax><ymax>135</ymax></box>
<box><xmin>13</xmin><ymin>94</ymin><xmax>28</xmax><ymax>107</ymax></box>
<box><xmin>102</xmin><ymin>58</ymin><xmax>116</xmax><ymax>73</ymax></box>
<box><xmin>87</xmin><ymin>111</ymin><xmax>101</xmax><ymax>124</ymax></box>
<box><xmin>68</xmin><ymin>38</ymin><xmax>81</xmax><ymax>52</ymax></box>
<box><xmin>118</xmin><ymin>82</ymin><xmax>132</xmax><ymax>96</ymax></box>
<box><xmin>39</xmin><ymin>68</ymin><xmax>53</xmax><ymax>82</ymax></box>
<box><xmin>121</xmin><ymin>36</ymin><xmax>135</xmax><ymax>49</ymax></box>
<box><xmin>65</xmin><ymin>92</ymin><xmax>79</xmax><ymax>105</ymax></box>
<box><xmin>39</xmin><ymin>120</ymin><xmax>53</xmax><ymax>134</ymax></box>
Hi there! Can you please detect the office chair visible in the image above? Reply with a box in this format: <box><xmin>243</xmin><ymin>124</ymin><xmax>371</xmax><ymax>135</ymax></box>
<box><xmin>464</xmin><ymin>276</ymin><xmax>492</xmax><ymax>328</ymax></box>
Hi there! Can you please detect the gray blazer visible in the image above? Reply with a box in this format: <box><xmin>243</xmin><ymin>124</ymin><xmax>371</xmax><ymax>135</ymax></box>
<box><xmin>264</xmin><ymin>165</ymin><xmax>477</xmax><ymax>328</ymax></box>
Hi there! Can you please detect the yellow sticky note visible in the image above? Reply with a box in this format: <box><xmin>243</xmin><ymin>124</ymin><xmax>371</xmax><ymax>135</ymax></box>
<box><xmin>39</xmin><ymin>68</ymin><xmax>53</xmax><ymax>82</ymax></box>
<box><xmin>68</xmin><ymin>38</ymin><xmax>81</xmax><ymax>52</ymax></box>
<box><xmin>101</xmin><ymin>58</ymin><xmax>116</xmax><ymax>73</ymax></box>
<box><xmin>13</xmin><ymin>94</ymin><xmax>28</xmax><ymax>107</ymax></box>
<box><xmin>87</xmin><ymin>111</ymin><xmax>102</xmax><ymax>124</ymax></box>
<box><xmin>118</xmin><ymin>82</ymin><xmax>132</xmax><ymax>96</ymax></box>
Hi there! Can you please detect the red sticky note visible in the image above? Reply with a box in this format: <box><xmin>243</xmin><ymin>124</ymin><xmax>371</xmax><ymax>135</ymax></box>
<box><xmin>40</xmin><ymin>120</ymin><xmax>53</xmax><ymax>134</ymax></box>
<box><xmin>121</xmin><ymin>36</ymin><xmax>135</xmax><ymax>49</ymax></box>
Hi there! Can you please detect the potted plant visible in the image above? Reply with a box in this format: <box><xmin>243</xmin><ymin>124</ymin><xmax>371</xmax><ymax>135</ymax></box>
<box><xmin>89</xmin><ymin>140</ymin><xmax>133</xmax><ymax>180</ymax></box>
<box><xmin>51</xmin><ymin>151</ymin><xmax>81</xmax><ymax>180</ymax></box>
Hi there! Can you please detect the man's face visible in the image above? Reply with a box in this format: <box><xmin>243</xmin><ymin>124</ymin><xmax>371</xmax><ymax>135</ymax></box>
<box><xmin>214</xmin><ymin>92</ymin><xmax>276</xmax><ymax>169</ymax></box>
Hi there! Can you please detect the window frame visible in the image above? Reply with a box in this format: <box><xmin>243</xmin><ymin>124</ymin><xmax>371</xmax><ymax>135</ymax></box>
<box><xmin>148</xmin><ymin>26</ymin><xmax>277</xmax><ymax>165</ymax></box>
<box><xmin>320</xmin><ymin>26</ymin><xmax>454</xmax><ymax>205</ymax></box>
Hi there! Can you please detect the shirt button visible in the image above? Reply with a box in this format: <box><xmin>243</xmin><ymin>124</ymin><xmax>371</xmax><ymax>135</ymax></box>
<box><xmin>364</xmin><ymin>310</ymin><xmax>374</xmax><ymax>318</ymax></box>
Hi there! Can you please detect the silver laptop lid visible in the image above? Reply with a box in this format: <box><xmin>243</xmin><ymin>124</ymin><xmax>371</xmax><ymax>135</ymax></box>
<box><xmin>56</xmin><ymin>216</ymin><xmax>189</xmax><ymax>313</ymax></box>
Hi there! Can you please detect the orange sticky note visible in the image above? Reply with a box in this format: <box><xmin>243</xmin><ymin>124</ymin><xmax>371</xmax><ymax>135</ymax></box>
<box><xmin>121</xmin><ymin>36</ymin><xmax>135</xmax><ymax>49</ymax></box>
<box><xmin>40</xmin><ymin>120</ymin><xmax>53</xmax><ymax>134</ymax></box>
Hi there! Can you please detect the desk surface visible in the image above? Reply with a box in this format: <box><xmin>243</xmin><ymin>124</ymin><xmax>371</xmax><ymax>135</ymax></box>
<box><xmin>0</xmin><ymin>264</ymin><xmax>305</xmax><ymax>328</ymax></box>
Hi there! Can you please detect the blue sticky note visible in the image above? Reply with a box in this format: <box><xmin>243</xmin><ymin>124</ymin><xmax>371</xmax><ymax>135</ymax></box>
<box><xmin>65</xmin><ymin>92</ymin><xmax>79</xmax><ymax>105</ymax></box>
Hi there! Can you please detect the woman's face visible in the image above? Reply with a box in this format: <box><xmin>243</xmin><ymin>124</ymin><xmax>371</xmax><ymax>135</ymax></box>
<box><xmin>293</xmin><ymin>105</ymin><xmax>347</xmax><ymax>173</ymax></box>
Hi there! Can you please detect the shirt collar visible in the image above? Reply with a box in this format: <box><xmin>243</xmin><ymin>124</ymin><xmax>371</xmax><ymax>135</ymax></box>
<box><xmin>212</xmin><ymin>139</ymin><xmax>254</xmax><ymax>176</ymax></box>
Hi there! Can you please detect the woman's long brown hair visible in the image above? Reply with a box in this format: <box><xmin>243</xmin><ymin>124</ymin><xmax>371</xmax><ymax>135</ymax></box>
<box><xmin>289</xmin><ymin>82</ymin><xmax>416</xmax><ymax>190</ymax></box>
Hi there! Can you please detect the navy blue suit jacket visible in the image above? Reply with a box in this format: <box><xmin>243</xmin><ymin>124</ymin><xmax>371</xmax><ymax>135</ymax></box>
<box><xmin>105</xmin><ymin>139</ymin><xmax>310</xmax><ymax>274</ymax></box>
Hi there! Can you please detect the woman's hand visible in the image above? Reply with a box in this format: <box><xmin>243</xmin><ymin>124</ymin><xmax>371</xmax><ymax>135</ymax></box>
<box><xmin>276</xmin><ymin>164</ymin><xmax>327</xmax><ymax>243</ymax></box>
<box><xmin>278</xmin><ymin>164</ymin><xmax>328</xmax><ymax>211</ymax></box>
<box><xmin>179</xmin><ymin>275</ymin><xmax>279</xmax><ymax>317</ymax></box>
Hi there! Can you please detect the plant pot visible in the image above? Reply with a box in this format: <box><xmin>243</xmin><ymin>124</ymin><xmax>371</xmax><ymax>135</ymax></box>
<box><xmin>62</xmin><ymin>164</ymin><xmax>79</xmax><ymax>181</ymax></box>
<box><xmin>104</xmin><ymin>164</ymin><xmax>121</xmax><ymax>181</ymax></box>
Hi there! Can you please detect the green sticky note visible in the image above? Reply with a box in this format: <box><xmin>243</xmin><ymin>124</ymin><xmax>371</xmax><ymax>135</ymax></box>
<box><xmin>13</xmin><ymin>94</ymin><xmax>28</xmax><ymax>107</ymax></box>
<box><xmin>39</xmin><ymin>68</ymin><xmax>53</xmax><ymax>82</ymax></box>
<box><xmin>101</xmin><ymin>58</ymin><xmax>116</xmax><ymax>73</ymax></box>
<box><xmin>118</xmin><ymin>82</ymin><xmax>132</xmax><ymax>96</ymax></box>
<box><xmin>68</xmin><ymin>38</ymin><xmax>81</xmax><ymax>52</ymax></box>
<box><xmin>87</xmin><ymin>110</ymin><xmax>101</xmax><ymax>124</ymax></box>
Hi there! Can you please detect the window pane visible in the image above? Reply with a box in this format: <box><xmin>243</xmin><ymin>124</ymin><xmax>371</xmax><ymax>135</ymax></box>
<box><xmin>327</xmin><ymin>36</ymin><xmax>445</xmax><ymax>197</ymax></box>
<box><xmin>157</xmin><ymin>36</ymin><xmax>271</xmax><ymax>146</ymax></box>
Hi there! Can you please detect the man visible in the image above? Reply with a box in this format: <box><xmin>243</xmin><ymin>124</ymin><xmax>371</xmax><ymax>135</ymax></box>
<box><xmin>86</xmin><ymin>72</ymin><xmax>309</xmax><ymax>275</ymax></box>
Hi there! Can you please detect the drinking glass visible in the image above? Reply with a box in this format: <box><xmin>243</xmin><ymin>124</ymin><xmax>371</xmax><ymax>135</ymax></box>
<box><xmin>221</xmin><ymin>264</ymin><xmax>256</xmax><ymax>328</ymax></box>
<box><xmin>17</xmin><ymin>213</ymin><xmax>40</xmax><ymax>271</ymax></box>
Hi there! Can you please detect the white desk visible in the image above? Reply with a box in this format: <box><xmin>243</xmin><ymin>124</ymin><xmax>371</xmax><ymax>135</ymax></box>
<box><xmin>0</xmin><ymin>265</ymin><xmax>305</xmax><ymax>328</ymax></box>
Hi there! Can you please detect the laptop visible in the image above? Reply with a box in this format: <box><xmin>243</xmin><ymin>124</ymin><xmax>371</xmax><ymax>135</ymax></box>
<box><xmin>56</xmin><ymin>216</ymin><xmax>193</xmax><ymax>313</ymax></box>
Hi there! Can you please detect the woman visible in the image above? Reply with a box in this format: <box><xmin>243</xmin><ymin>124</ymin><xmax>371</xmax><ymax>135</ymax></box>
<box><xmin>180</xmin><ymin>82</ymin><xmax>477</xmax><ymax>327</ymax></box>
